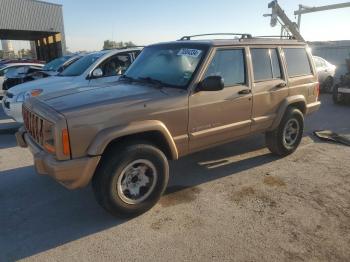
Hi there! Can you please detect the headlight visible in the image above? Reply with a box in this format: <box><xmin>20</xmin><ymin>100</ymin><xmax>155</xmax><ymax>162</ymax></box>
<box><xmin>15</xmin><ymin>89</ymin><xmax>43</xmax><ymax>102</ymax></box>
<box><xmin>16</xmin><ymin>92</ymin><xmax>26</xmax><ymax>102</ymax></box>
<box><xmin>44</xmin><ymin>123</ymin><xmax>56</xmax><ymax>154</ymax></box>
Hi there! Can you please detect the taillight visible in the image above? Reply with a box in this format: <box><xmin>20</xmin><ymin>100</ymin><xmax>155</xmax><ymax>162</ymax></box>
<box><xmin>62</xmin><ymin>128</ymin><xmax>71</xmax><ymax>156</ymax></box>
<box><xmin>315</xmin><ymin>82</ymin><xmax>320</xmax><ymax>100</ymax></box>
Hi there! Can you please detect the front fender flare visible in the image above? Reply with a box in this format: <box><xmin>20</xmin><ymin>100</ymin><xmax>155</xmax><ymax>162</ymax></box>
<box><xmin>87</xmin><ymin>120</ymin><xmax>179</xmax><ymax>159</ymax></box>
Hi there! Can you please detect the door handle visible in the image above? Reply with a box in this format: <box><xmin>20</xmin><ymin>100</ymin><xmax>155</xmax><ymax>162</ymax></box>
<box><xmin>275</xmin><ymin>82</ymin><xmax>287</xmax><ymax>88</ymax></box>
<box><xmin>238</xmin><ymin>89</ymin><xmax>251</xmax><ymax>95</ymax></box>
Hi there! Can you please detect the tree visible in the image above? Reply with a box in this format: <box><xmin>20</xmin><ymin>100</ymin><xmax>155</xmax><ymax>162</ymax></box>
<box><xmin>103</xmin><ymin>40</ymin><xmax>137</xmax><ymax>50</ymax></box>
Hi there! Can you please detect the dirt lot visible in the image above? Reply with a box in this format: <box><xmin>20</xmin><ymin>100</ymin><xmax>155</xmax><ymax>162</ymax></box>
<box><xmin>0</xmin><ymin>94</ymin><xmax>349</xmax><ymax>262</ymax></box>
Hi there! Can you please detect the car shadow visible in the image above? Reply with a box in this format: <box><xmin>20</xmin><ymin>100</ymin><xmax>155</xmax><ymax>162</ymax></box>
<box><xmin>0</xmin><ymin>134</ymin><xmax>17</xmax><ymax>149</ymax></box>
<box><xmin>0</xmin><ymin>134</ymin><xmax>278</xmax><ymax>260</ymax></box>
<box><xmin>0</xmin><ymin>166</ymin><xmax>125</xmax><ymax>261</ymax></box>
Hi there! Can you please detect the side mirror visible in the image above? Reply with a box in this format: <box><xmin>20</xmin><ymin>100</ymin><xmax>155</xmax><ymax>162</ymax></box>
<box><xmin>197</xmin><ymin>76</ymin><xmax>224</xmax><ymax>92</ymax></box>
<box><xmin>92</xmin><ymin>68</ymin><xmax>103</xmax><ymax>78</ymax></box>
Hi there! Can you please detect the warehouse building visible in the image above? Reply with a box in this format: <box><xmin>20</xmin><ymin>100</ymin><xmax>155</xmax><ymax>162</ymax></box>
<box><xmin>0</xmin><ymin>0</ymin><xmax>66</xmax><ymax>61</ymax></box>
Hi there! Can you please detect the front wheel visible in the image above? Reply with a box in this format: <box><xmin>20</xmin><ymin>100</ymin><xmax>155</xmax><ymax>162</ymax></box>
<box><xmin>92</xmin><ymin>142</ymin><xmax>169</xmax><ymax>218</ymax></box>
<box><xmin>266</xmin><ymin>107</ymin><xmax>304</xmax><ymax>156</ymax></box>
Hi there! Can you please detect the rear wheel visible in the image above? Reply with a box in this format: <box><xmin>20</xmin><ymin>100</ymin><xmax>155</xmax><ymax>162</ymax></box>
<box><xmin>322</xmin><ymin>76</ymin><xmax>334</xmax><ymax>93</ymax></box>
<box><xmin>266</xmin><ymin>107</ymin><xmax>304</xmax><ymax>156</ymax></box>
<box><xmin>92</xmin><ymin>142</ymin><xmax>169</xmax><ymax>218</ymax></box>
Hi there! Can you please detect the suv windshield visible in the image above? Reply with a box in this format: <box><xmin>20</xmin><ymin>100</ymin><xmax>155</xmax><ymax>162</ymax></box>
<box><xmin>125</xmin><ymin>45</ymin><xmax>207</xmax><ymax>88</ymax></box>
<box><xmin>43</xmin><ymin>56</ymin><xmax>71</xmax><ymax>71</ymax></box>
<box><xmin>59</xmin><ymin>52</ymin><xmax>104</xmax><ymax>77</ymax></box>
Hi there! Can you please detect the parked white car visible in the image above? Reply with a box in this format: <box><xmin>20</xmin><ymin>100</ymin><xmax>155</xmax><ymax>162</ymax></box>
<box><xmin>0</xmin><ymin>63</ymin><xmax>43</xmax><ymax>98</ymax></box>
<box><xmin>2</xmin><ymin>47</ymin><xmax>142</xmax><ymax>122</ymax></box>
<box><xmin>313</xmin><ymin>56</ymin><xmax>336</xmax><ymax>93</ymax></box>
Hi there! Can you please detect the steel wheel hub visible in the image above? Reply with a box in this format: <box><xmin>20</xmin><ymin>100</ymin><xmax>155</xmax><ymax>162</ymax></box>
<box><xmin>117</xmin><ymin>159</ymin><xmax>157</xmax><ymax>205</ymax></box>
<box><xmin>283</xmin><ymin>118</ymin><xmax>300</xmax><ymax>148</ymax></box>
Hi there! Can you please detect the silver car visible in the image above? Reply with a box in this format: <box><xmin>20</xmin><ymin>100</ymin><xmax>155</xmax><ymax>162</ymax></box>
<box><xmin>0</xmin><ymin>62</ymin><xmax>43</xmax><ymax>98</ymax></box>
<box><xmin>313</xmin><ymin>56</ymin><xmax>336</xmax><ymax>93</ymax></box>
<box><xmin>2</xmin><ymin>48</ymin><xmax>142</xmax><ymax>122</ymax></box>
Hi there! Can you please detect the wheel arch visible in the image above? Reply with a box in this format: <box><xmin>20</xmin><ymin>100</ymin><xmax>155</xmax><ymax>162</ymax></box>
<box><xmin>269</xmin><ymin>95</ymin><xmax>306</xmax><ymax>131</ymax></box>
<box><xmin>87</xmin><ymin>120</ymin><xmax>179</xmax><ymax>160</ymax></box>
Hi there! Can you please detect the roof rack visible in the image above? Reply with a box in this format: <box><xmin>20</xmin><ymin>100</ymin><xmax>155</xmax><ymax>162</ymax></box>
<box><xmin>179</xmin><ymin>33</ymin><xmax>252</xmax><ymax>41</ymax></box>
<box><xmin>102</xmin><ymin>46</ymin><xmax>145</xmax><ymax>51</ymax></box>
<box><xmin>253</xmin><ymin>35</ymin><xmax>296</xmax><ymax>40</ymax></box>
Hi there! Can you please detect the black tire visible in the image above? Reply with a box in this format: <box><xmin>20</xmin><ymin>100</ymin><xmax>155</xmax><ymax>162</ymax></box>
<box><xmin>265</xmin><ymin>107</ymin><xmax>304</xmax><ymax>156</ymax></box>
<box><xmin>92</xmin><ymin>142</ymin><xmax>169</xmax><ymax>218</ymax></box>
<box><xmin>322</xmin><ymin>76</ymin><xmax>334</xmax><ymax>93</ymax></box>
<box><xmin>332</xmin><ymin>85</ymin><xmax>343</xmax><ymax>104</ymax></box>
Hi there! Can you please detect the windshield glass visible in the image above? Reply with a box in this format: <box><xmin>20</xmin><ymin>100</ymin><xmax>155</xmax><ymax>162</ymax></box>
<box><xmin>43</xmin><ymin>56</ymin><xmax>71</xmax><ymax>71</ymax></box>
<box><xmin>125</xmin><ymin>45</ymin><xmax>207</xmax><ymax>88</ymax></box>
<box><xmin>59</xmin><ymin>52</ymin><xmax>104</xmax><ymax>77</ymax></box>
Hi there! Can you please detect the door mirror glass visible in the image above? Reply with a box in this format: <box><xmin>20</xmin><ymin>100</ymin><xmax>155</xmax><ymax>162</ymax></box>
<box><xmin>92</xmin><ymin>68</ymin><xmax>103</xmax><ymax>78</ymax></box>
<box><xmin>198</xmin><ymin>76</ymin><xmax>224</xmax><ymax>92</ymax></box>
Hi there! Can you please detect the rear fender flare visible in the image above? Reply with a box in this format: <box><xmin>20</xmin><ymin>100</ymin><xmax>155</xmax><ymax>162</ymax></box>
<box><xmin>269</xmin><ymin>95</ymin><xmax>306</xmax><ymax>131</ymax></box>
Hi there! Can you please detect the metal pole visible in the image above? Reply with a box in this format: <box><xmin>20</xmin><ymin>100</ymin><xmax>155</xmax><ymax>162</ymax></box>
<box><xmin>297</xmin><ymin>5</ymin><xmax>302</xmax><ymax>29</ymax></box>
<box><xmin>294</xmin><ymin>2</ymin><xmax>350</xmax><ymax>15</ymax></box>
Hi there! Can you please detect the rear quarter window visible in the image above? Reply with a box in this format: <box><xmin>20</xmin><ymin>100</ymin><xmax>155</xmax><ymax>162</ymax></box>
<box><xmin>284</xmin><ymin>48</ymin><xmax>312</xmax><ymax>77</ymax></box>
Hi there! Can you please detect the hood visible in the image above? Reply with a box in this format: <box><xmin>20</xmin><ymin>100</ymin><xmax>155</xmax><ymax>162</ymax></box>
<box><xmin>38</xmin><ymin>82</ymin><xmax>167</xmax><ymax>113</ymax></box>
<box><xmin>8</xmin><ymin>76</ymin><xmax>77</xmax><ymax>95</ymax></box>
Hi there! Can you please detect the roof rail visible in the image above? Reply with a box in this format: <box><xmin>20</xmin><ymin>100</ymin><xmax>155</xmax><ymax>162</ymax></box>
<box><xmin>179</xmin><ymin>33</ymin><xmax>252</xmax><ymax>41</ymax></box>
<box><xmin>253</xmin><ymin>35</ymin><xmax>296</xmax><ymax>40</ymax></box>
<box><xmin>102</xmin><ymin>46</ymin><xmax>145</xmax><ymax>51</ymax></box>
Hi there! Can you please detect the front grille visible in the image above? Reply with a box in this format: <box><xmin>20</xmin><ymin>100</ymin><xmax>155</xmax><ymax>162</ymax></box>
<box><xmin>23</xmin><ymin>106</ymin><xmax>46</xmax><ymax>146</ymax></box>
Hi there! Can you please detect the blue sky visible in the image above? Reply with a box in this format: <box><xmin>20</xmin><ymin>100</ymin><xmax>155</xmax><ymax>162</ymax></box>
<box><xmin>10</xmin><ymin>0</ymin><xmax>350</xmax><ymax>51</ymax></box>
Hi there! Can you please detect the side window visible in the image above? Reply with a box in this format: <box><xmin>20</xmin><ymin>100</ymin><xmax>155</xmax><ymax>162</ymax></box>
<box><xmin>251</xmin><ymin>48</ymin><xmax>281</xmax><ymax>81</ymax></box>
<box><xmin>284</xmin><ymin>48</ymin><xmax>312</xmax><ymax>77</ymax></box>
<box><xmin>102</xmin><ymin>53</ymin><xmax>132</xmax><ymax>77</ymax></box>
<box><xmin>204</xmin><ymin>49</ymin><xmax>245</xmax><ymax>87</ymax></box>
<box><xmin>271</xmin><ymin>49</ymin><xmax>282</xmax><ymax>79</ymax></box>
<box><xmin>132</xmin><ymin>50</ymin><xmax>141</xmax><ymax>60</ymax></box>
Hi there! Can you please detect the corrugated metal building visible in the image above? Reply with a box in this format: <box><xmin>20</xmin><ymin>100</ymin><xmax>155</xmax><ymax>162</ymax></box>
<box><xmin>0</xmin><ymin>0</ymin><xmax>66</xmax><ymax>61</ymax></box>
<box><xmin>310</xmin><ymin>41</ymin><xmax>350</xmax><ymax>79</ymax></box>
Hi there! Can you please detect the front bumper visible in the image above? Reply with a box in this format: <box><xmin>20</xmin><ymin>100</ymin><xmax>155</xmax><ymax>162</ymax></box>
<box><xmin>2</xmin><ymin>98</ymin><xmax>24</xmax><ymax>123</ymax></box>
<box><xmin>306</xmin><ymin>101</ymin><xmax>321</xmax><ymax>115</ymax></box>
<box><xmin>16</xmin><ymin>127</ymin><xmax>101</xmax><ymax>190</ymax></box>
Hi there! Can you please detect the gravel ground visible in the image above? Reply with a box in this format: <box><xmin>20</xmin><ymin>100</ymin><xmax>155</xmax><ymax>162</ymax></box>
<box><xmin>0</xmin><ymin>94</ymin><xmax>349</xmax><ymax>262</ymax></box>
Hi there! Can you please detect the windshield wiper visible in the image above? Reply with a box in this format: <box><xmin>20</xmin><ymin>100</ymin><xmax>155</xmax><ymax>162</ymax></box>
<box><xmin>137</xmin><ymin>77</ymin><xmax>167</xmax><ymax>88</ymax></box>
<box><xmin>119</xmin><ymin>75</ymin><xmax>135</xmax><ymax>82</ymax></box>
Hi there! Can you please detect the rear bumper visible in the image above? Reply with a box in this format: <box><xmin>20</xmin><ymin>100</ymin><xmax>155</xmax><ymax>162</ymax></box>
<box><xmin>306</xmin><ymin>101</ymin><xmax>321</xmax><ymax>115</ymax></box>
<box><xmin>16</xmin><ymin>127</ymin><xmax>101</xmax><ymax>189</ymax></box>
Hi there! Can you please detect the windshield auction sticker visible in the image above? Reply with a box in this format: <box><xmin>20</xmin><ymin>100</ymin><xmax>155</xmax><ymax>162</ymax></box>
<box><xmin>177</xmin><ymin>49</ymin><xmax>202</xmax><ymax>57</ymax></box>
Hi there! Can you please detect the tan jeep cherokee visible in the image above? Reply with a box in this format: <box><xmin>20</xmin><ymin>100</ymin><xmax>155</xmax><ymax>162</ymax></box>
<box><xmin>16</xmin><ymin>34</ymin><xmax>320</xmax><ymax>217</ymax></box>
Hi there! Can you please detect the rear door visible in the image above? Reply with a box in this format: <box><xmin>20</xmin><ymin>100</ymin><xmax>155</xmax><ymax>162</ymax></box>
<box><xmin>188</xmin><ymin>47</ymin><xmax>252</xmax><ymax>152</ymax></box>
<box><xmin>250</xmin><ymin>47</ymin><xmax>288</xmax><ymax>132</ymax></box>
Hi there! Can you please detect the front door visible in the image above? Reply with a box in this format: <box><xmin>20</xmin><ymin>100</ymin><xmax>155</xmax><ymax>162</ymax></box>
<box><xmin>188</xmin><ymin>48</ymin><xmax>252</xmax><ymax>152</ymax></box>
